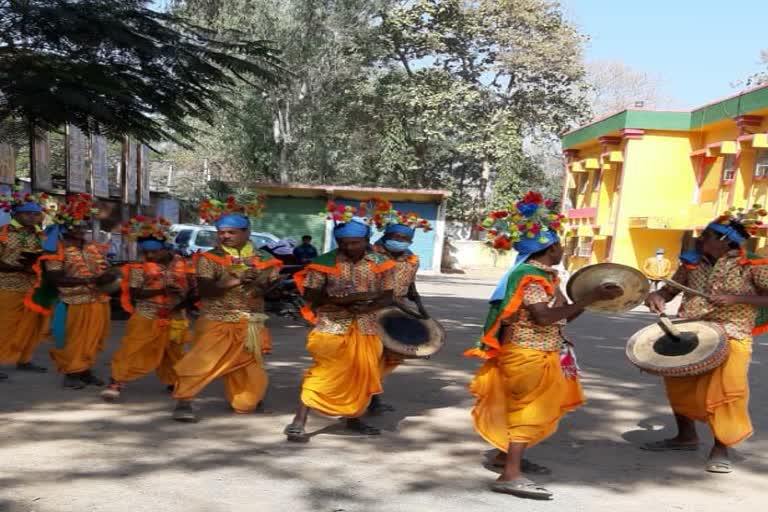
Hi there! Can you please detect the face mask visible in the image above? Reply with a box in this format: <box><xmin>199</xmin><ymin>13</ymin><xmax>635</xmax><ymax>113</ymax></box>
<box><xmin>384</xmin><ymin>239</ymin><xmax>411</xmax><ymax>253</ymax></box>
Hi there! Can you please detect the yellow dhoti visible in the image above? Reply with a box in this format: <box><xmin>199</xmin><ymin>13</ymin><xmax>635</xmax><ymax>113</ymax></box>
<box><xmin>301</xmin><ymin>321</ymin><xmax>383</xmax><ymax>417</ymax></box>
<box><xmin>173</xmin><ymin>317</ymin><xmax>268</xmax><ymax>413</ymax></box>
<box><xmin>0</xmin><ymin>290</ymin><xmax>45</xmax><ymax>364</ymax></box>
<box><xmin>111</xmin><ymin>313</ymin><xmax>188</xmax><ymax>385</ymax></box>
<box><xmin>470</xmin><ymin>343</ymin><xmax>584</xmax><ymax>451</ymax></box>
<box><xmin>49</xmin><ymin>302</ymin><xmax>111</xmax><ymax>374</ymax></box>
<box><xmin>663</xmin><ymin>338</ymin><xmax>752</xmax><ymax>446</ymax></box>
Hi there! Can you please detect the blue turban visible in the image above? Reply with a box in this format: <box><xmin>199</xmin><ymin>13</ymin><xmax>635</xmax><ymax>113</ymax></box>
<box><xmin>384</xmin><ymin>224</ymin><xmax>415</xmax><ymax>238</ymax></box>
<box><xmin>679</xmin><ymin>250</ymin><xmax>701</xmax><ymax>266</ymax></box>
<box><xmin>138</xmin><ymin>239</ymin><xmax>167</xmax><ymax>251</ymax></box>
<box><xmin>334</xmin><ymin>217</ymin><xmax>371</xmax><ymax>239</ymax></box>
<box><xmin>13</xmin><ymin>202</ymin><xmax>43</xmax><ymax>214</ymax></box>
<box><xmin>215</xmin><ymin>214</ymin><xmax>250</xmax><ymax>230</ymax></box>
<box><xmin>489</xmin><ymin>231</ymin><xmax>560</xmax><ymax>302</ymax></box>
<box><xmin>706</xmin><ymin>222</ymin><xmax>746</xmax><ymax>245</ymax></box>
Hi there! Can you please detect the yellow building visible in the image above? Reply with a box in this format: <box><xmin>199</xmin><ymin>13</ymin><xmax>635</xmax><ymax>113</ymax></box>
<box><xmin>560</xmin><ymin>84</ymin><xmax>768</xmax><ymax>272</ymax></box>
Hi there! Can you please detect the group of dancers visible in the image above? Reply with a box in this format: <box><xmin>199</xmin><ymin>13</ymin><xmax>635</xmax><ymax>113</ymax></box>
<box><xmin>1</xmin><ymin>189</ymin><xmax>765</xmax><ymax>500</ymax></box>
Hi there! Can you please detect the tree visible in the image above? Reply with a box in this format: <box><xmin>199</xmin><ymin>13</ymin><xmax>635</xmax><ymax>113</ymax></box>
<box><xmin>744</xmin><ymin>50</ymin><xmax>768</xmax><ymax>87</ymax></box>
<box><xmin>585</xmin><ymin>60</ymin><xmax>671</xmax><ymax>118</ymax></box>
<box><xmin>0</xmin><ymin>0</ymin><xmax>284</xmax><ymax>146</ymax></box>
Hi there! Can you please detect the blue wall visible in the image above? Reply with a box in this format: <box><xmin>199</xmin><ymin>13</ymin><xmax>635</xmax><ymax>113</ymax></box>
<box><xmin>331</xmin><ymin>199</ymin><xmax>438</xmax><ymax>270</ymax></box>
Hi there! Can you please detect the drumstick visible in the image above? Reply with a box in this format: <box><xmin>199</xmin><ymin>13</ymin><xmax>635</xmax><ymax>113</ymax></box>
<box><xmin>661</xmin><ymin>279</ymin><xmax>712</xmax><ymax>300</ymax></box>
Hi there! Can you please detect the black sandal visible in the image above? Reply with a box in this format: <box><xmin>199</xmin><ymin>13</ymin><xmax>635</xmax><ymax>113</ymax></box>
<box><xmin>284</xmin><ymin>423</ymin><xmax>310</xmax><ymax>443</ymax></box>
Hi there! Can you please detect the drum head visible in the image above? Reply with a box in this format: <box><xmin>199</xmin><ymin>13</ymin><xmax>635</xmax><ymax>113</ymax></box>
<box><xmin>567</xmin><ymin>263</ymin><xmax>650</xmax><ymax>313</ymax></box>
<box><xmin>374</xmin><ymin>306</ymin><xmax>445</xmax><ymax>358</ymax></box>
<box><xmin>626</xmin><ymin>320</ymin><xmax>728</xmax><ymax>377</ymax></box>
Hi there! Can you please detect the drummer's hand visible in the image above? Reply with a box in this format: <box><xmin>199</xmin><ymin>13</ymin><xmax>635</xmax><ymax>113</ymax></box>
<box><xmin>645</xmin><ymin>292</ymin><xmax>667</xmax><ymax>314</ymax></box>
<box><xmin>94</xmin><ymin>272</ymin><xmax>117</xmax><ymax>285</ymax></box>
<box><xmin>710</xmin><ymin>294</ymin><xmax>739</xmax><ymax>307</ymax></box>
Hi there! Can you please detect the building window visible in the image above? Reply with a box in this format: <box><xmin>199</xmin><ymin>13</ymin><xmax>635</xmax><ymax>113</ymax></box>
<box><xmin>722</xmin><ymin>154</ymin><xmax>737</xmax><ymax>182</ymax></box>
<box><xmin>755</xmin><ymin>149</ymin><xmax>768</xmax><ymax>179</ymax></box>
<box><xmin>577</xmin><ymin>236</ymin><xmax>593</xmax><ymax>258</ymax></box>
<box><xmin>592</xmin><ymin>170</ymin><xmax>602</xmax><ymax>190</ymax></box>
<box><xmin>578</xmin><ymin>174</ymin><xmax>589</xmax><ymax>194</ymax></box>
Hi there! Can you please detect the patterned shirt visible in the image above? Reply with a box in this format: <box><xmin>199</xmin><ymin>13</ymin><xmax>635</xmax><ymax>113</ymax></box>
<box><xmin>674</xmin><ymin>251</ymin><xmax>768</xmax><ymax>339</ymax></box>
<box><xmin>374</xmin><ymin>245</ymin><xmax>419</xmax><ymax>298</ymax></box>
<box><xmin>44</xmin><ymin>242</ymin><xmax>110</xmax><ymax>304</ymax></box>
<box><xmin>126</xmin><ymin>255</ymin><xmax>190</xmax><ymax>320</ymax></box>
<box><xmin>302</xmin><ymin>251</ymin><xmax>396</xmax><ymax>335</ymax></box>
<box><xmin>501</xmin><ymin>260</ymin><xmax>566</xmax><ymax>352</ymax></box>
<box><xmin>0</xmin><ymin>223</ymin><xmax>43</xmax><ymax>292</ymax></box>
<box><xmin>195</xmin><ymin>244</ymin><xmax>281</xmax><ymax>322</ymax></box>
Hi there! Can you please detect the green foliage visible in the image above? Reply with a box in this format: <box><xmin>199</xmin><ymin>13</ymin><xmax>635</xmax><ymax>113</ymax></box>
<box><xmin>167</xmin><ymin>0</ymin><xmax>588</xmax><ymax>222</ymax></box>
<box><xmin>0</xmin><ymin>0</ymin><xmax>284</xmax><ymax>146</ymax></box>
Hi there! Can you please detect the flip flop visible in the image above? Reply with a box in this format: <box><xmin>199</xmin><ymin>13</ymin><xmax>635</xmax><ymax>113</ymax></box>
<box><xmin>490</xmin><ymin>478</ymin><xmax>553</xmax><ymax>500</ymax></box>
<box><xmin>345</xmin><ymin>419</ymin><xmax>381</xmax><ymax>436</ymax></box>
<box><xmin>284</xmin><ymin>423</ymin><xmax>310</xmax><ymax>443</ymax></box>
<box><xmin>706</xmin><ymin>457</ymin><xmax>733</xmax><ymax>474</ymax></box>
<box><xmin>641</xmin><ymin>440</ymin><xmax>699</xmax><ymax>452</ymax></box>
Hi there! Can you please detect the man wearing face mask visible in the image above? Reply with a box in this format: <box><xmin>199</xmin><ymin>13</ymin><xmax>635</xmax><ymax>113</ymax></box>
<box><xmin>369</xmin><ymin>206</ymin><xmax>432</xmax><ymax>414</ymax></box>
<box><xmin>285</xmin><ymin>211</ymin><xmax>396</xmax><ymax>442</ymax></box>
<box><xmin>642</xmin><ymin>248</ymin><xmax>672</xmax><ymax>291</ymax></box>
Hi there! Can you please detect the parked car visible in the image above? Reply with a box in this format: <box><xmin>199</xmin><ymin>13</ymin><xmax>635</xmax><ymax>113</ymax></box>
<box><xmin>170</xmin><ymin>224</ymin><xmax>279</xmax><ymax>256</ymax></box>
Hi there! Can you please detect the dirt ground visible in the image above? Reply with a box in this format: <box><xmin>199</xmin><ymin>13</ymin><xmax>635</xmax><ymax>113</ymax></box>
<box><xmin>1</xmin><ymin>273</ymin><xmax>766</xmax><ymax>511</ymax></box>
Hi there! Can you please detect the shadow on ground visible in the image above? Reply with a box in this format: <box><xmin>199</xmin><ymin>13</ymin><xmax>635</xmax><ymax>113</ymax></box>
<box><xmin>1</xmin><ymin>275</ymin><xmax>767</xmax><ymax>511</ymax></box>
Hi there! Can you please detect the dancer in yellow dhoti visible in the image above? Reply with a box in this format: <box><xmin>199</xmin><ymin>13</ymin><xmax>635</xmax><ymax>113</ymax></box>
<box><xmin>101</xmin><ymin>217</ymin><xmax>191</xmax><ymax>401</ymax></box>
<box><xmin>466</xmin><ymin>191</ymin><xmax>621</xmax><ymax>499</ymax></box>
<box><xmin>0</xmin><ymin>191</ymin><xmax>48</xmax><ymax>378</ymax></box>
<box><xmin>29</xmin><ymin>194</ymin><xmax>116</xmax><ymax>389</ymax></box>
<box><xmin>369</xmin><ymin>199</ymin><xmax>432</xmax><ymax>413</ymax></box>
<box><xmin>171</xmin><ymin>196</ymin><xmax>282</xmax><ymax>422</ymax></box>
<box><xmin>285</xmin><ymin>209</ymin><xmax>396</xmax><ymax>442</ymax></box>
<box><xmin>645</xmin><ymin>206</ymin><xmax>768</xmax><ymax>474</ymax></box>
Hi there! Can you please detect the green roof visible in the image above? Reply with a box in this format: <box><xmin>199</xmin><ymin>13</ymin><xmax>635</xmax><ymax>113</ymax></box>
<box><xmin>562</xmin><ymin>84</ymin><xmax>768</xmax><ymax>149</ymax></box>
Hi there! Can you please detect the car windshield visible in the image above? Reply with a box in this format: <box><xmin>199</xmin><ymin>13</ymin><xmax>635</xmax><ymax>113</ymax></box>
<box><xmin>195</xmin><ymin>230</ymin><xmax>218</xmax><ymax>248</ymax></box>
<box><xmin>250</xmin><ymin>235</ymin><xmax>273</xmax><ymax>249</ymax></box>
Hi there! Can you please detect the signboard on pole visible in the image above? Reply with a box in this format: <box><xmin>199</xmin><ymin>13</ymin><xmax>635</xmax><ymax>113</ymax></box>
<box><xmin>66</xmin><ymin>124</ymin><xmax>87</xmax><ymax>193</ymax></box>
<box><xmin>139</xmin><ymin>144</ymin><xmax>151</xmax><ymax>206</ymax></box>
<box><xmin>0</xmin><ymin>144</ymin><xmax>15</xmax><ymax>185</ymax></box>
<box><xmin>91</xmin><ymin>135</ymin><xmax>110</xmax><ymax>198</ymax></box>
<box><xmin>31</xmin><ymin>127</ymin><xmax>53</xmax><ymax>192</ymax></box>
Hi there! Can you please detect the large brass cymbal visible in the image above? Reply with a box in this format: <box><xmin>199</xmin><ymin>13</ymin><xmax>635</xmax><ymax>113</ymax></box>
<box><xmin>566</xmin><ymin>262</ymin><xmax>650</xmax><ymax>313</ymax></box>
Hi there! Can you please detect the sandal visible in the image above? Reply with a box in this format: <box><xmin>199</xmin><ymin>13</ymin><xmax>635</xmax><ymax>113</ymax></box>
<box><xmin>490</xmin><ymin>478</ymin><xmax>553</xmax><ymax>500</ymax></box>
<box><xmin>706</xmin><ymin>456</ymin><xmax>733</xmax><ymax>474</ymax></box>
<box><xmin>284</xmin><ymin>423</ymin><xmax>310</xmax><ymax>443</ymax></box>
<box><xmin>345</xmin><ymin>418</ymin><xmax>381</xmax><ymax>436</ymax></box>
<box><xmin>641</xmin><ymin>440</ymin><xmax>699</xmax><ymax>452</ymax></box>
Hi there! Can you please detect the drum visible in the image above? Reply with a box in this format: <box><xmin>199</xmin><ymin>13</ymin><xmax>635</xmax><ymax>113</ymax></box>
<box><xmin>626</xmin><ymin>316</ymin><xmax>729</xmax><ymax>377</ymax></box>
<box><xmin>567</xmin><ymin>262</ymin><xmax>650</xmax><ymax>313</ymax></box>
<box><xmin>374</xmin><ymin>305</ymin><xmax>445</xmax><ymax>358</ymax></box>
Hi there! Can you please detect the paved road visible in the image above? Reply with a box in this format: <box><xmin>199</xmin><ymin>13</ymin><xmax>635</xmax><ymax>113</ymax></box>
<box><xmin>1</xmin><ymin>274</ymin><xmax>766</xmax><ymax>511</ymax></box>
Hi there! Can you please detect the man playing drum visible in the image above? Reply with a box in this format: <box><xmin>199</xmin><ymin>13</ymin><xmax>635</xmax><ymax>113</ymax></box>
<box><xmin>370</xmin><ymin>199</ymin><xmax>432</xmax><ymax>414</ymax></box>
<box><xmin>467</xmin><ymin>191</ymin><xmax>621</xmax><ymax>499</ymax></box>
<box><xmin>645</xmin><ymin>207</ymin><xmax>768</xmax><ymax>473</ymax></box>
<box><xmin>286</xmin><ymin>210</ymin><xmax>396</xmax><ymax>442</ymax></box>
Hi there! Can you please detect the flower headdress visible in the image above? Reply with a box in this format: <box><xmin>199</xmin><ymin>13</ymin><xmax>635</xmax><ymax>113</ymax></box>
<box><xmin>368</xmin><ymin>197</ymin><xmax>432</xmax><ymax>233</ymax></box>
<box><xmin>50</xmin><ymin>193</ymin><xmax>98</xmax><ymax>227</ymax></box>
<box><xmin>198</xmin><ymin>195</ymin><xmax>266</xmax><ymax>224</ymax></box>
<box><xmin>478</xmin><ymin>191</ymin><xmax>566</xmax><ymax>252</ymax></box>
<box><xmin>324</xmin><ymin>200</ymin><xmax>370</xmax><ymax>225</ymax></box>
<box><xmin>0</xmin><ymin>187</ymin><xmax>50</xmax><ymax>214</ymax></box>
<box><xmin>711</xmin><ymin>204</ymin><xmax>767</xmax><ymax>236</ymax></box>
<box><xmin>120</xmin><ymin>216</ymin><xmax>173</xmax><ymax>242</ymax></box>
